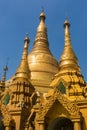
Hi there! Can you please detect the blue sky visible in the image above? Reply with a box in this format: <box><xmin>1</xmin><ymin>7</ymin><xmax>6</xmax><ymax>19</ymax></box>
<box><xmin>0</xmin><ymin>0</ymin><xmax>87</xmax><ymax>81</ymax></box>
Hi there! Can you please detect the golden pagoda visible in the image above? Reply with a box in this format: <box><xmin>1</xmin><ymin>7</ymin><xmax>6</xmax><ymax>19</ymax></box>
<box><xmin>0</xmin><ymin>11</ymin><xmax>87</xmax><ymax>130</ymax></box>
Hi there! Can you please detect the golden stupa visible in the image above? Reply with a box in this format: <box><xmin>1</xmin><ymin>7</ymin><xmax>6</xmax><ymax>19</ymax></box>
<box><xmin>50</xmin><ymin>19</ymin><xmax>86</xmax><ymax>101</ymax></box>
<box><xmin>28</xmin><ymin>11</ymin><xmax>58</xmax><ymax>93</ymax></box>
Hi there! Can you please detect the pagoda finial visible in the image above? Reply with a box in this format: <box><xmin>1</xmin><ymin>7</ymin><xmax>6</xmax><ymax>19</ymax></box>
<box><xmin>14</xmin><ymin>34</ymin><xmax>30</xmax><ymax>81</ymax></box>
<box><xmin>41</xmin><ymin>6</ymin><xmax>44</xmax><ymax>12</ymax></box>
<box><xmin>34</xmin><ymin>11</ymin><xmax>48</xmax><ymax>45</ymax></box>
<box><xmin>64</xmin><ymin>19</ymin><xmax>71</xmax><ymax>46</ymax></box>
<box><xmin>39</xmin><ymin>8</ymin><xmax>46</xmax><ymax>22</ymax></box>
<box><xmin>1</xmin><ymin>65</ymin><xmax>8</xmax><ymax>83</ymax></box>
<box><xmin>24</xmin><ymin>33</ymin><xmax>30</xmax><ymax>43</ymax></box>
<box><xmin>59</xmin><ymin>19</ymin><xmax>80</xmax><ymax>71</ymax></box>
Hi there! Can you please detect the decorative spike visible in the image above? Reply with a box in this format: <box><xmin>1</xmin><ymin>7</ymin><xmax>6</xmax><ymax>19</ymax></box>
<box><xmin>59</xmin><ymin>19</ymin><xmax>80</xmax><ymax>71</ymax></box>
<box><xmin>36</xmin><ymin>11</ymin><xmax>47</xmax><ymax>34</ymax></box>
<box><xmin>64</xmin><ymin>19</ymin><xmax>71</xmax><ymax>46</ymax></box>
<box><xmin>39</xmin><ymin>10</ymin><xmax>46</xmax><ymax>21</ymax></box>
<box><xmin>41</xmin><ymin>6</ymin><xmax>44</xmax><ymax>12</ymax></box>
<box><xmin>34</xmin><ymin>11</ymin><xmax>49</xmax><ymax>46</ymax></box>
<box><xmin>22</xmin><ymin>34</ymin><xmax>30</xmax><ymax>60</ymax></box>
<box><xmin>24</xmin><ymin>33</ymin><xmax>30</xmax><ymax>43</ymax></box>
<box><xmin>1</xmin><ymin>65</ymin><xmax>8</xmax><ymax>83</ymax></box>
<box><xmin>14</xmin><ymin>34</ymin><xmax>30</xmax><ymax>81</ymax></box>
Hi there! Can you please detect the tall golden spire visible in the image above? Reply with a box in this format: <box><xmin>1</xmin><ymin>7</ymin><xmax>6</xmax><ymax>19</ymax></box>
<box><xmin>50</xmin><ymin>19</ymin><xmax>86</xmax><ymax>101</ymax></box>
<box><xmin>28</xmin><ymin>11</ymin><xmax>58</xmax><ymax>93</ymax></box>
<box><xmin>34</xmin><ymin>10</ymin><xmax>49</xmax><ymax>46</ymax></box>
<box><xmin>59</xmin><ymin>19</ymin><xmax>80</xmax><ymax>71</ymax></box>
<box><xmin>13</xmin><ymin>34</ymin><xmax>30</xmax><ymax>82</ymax></box>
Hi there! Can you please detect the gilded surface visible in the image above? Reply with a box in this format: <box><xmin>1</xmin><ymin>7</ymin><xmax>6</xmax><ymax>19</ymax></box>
<box><xmin>50</xmin><ymin>20</ymin><xmax>86</xmax><ymax>101</ymax></box>
<box><xmin>59</xmin><ymin>20</ymin><xmax>79</xmax><ymax>71</ymax></box>
<box><xmin>14</xmin><ymin>35</ymin><xmax>30</xmax><ymax>82</ymax></box>
<box><xmin>28</xmin><ymin>11</ymin><xmax>58</xmax><ymax>93</ymax></box>
<box><xmin>37</xmin><ymin>89</ymin><xmax>80</xmax><ymax>121</ymax></box>
<box><xmin>0</xmin><ymin>11</ymin><xmax>87</xmax><ymax>130</ymax></box>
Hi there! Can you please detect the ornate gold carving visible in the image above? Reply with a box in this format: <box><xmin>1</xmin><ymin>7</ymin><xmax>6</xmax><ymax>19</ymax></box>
<box><xmin>37</xmin><ymin>89</ymin><xmax>80</xmax><ymax>120</ymax></box>
<box><xmin>0</xmin><ymin>103</ymin><xmax>12</xmax><ymax>126</ymax></box>
<box><xmin>50</xmin><ymin>70</ymin><xmax>86</xmax><ymax>100</ymax></box>
<box><xmin>35</xmin><ymin>32</ymin><xmax>47</xmax><ymax>39</ymax></box>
